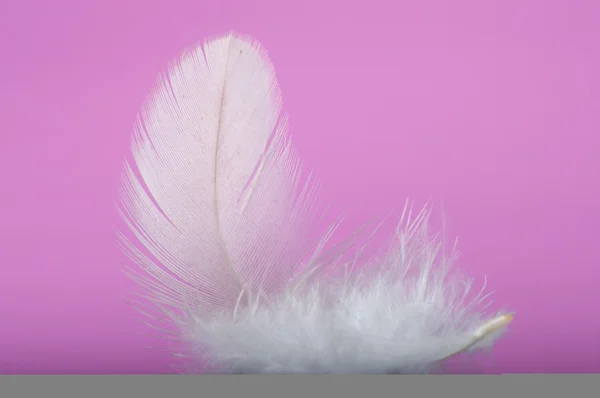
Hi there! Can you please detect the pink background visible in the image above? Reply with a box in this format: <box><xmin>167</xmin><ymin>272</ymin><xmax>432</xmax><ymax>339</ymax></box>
<box><xmin>1</xmin><ymin>0</ymin><xmax>599</xmax><ymax>373</ymax></box>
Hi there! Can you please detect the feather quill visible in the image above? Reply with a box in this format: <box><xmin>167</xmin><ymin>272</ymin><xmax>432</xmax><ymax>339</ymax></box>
<box><xmin>118</xmin><ymin>32</ymin><xmax>512</xmax><ymax>374</ymax></box>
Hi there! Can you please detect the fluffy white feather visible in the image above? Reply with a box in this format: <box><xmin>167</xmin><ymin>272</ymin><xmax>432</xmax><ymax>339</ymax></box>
<box><xmin>118</xmin><ymin>32</ymin><xmax>512</xmax><ymax>374</ymax></box>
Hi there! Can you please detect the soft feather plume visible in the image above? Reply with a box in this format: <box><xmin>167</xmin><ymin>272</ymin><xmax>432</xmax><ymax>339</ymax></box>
<box><xmin>117</xmin><ymin>32</ymin><xmax>512</xmax><ymax>374</ymax></box>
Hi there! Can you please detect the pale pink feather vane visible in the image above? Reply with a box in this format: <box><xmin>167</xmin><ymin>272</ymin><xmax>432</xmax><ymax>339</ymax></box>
<box><xmin>116</xmin><ymin>32</ymin><xmax>513</xmax><ymax>374</ymax></box>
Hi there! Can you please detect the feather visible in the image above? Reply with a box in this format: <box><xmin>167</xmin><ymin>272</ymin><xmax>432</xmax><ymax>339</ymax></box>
<box><xmin>117</xmin><ymin>32</ymin><xmax>513</xmax><ymax>374</ymax></box>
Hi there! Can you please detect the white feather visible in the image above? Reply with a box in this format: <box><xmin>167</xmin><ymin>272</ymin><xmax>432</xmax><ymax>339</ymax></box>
<box><xmin>118</xmin><ymin>32</ymin><xmax>512</xmax><ymax>374</ymax></box>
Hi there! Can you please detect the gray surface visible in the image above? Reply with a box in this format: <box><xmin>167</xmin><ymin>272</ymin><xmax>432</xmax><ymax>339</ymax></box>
<box><xmin>1</xmin><ymin>375</ymin><xmax>597</xmax><ymax>398</ymax></box>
